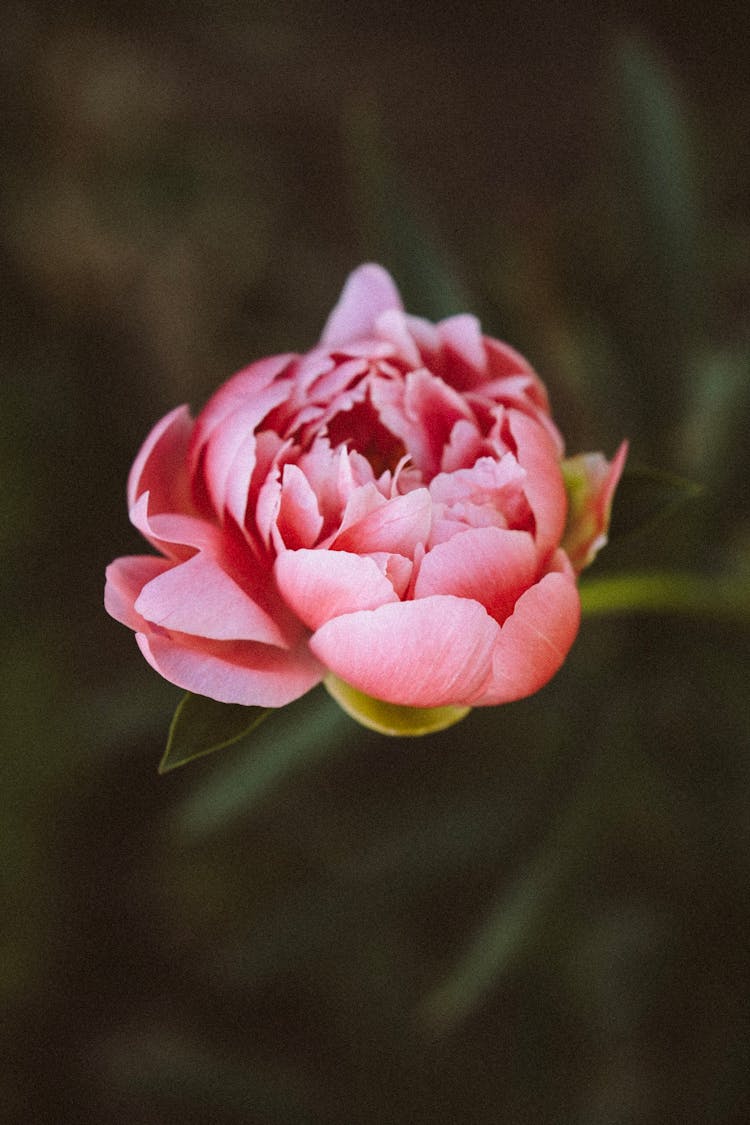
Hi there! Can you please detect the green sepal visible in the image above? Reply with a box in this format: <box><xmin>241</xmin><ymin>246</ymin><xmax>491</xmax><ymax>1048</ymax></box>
<box><xmin>324</xmin><ymin>674</ymin><xmax>470</xmax><ymax>737</ymax></box>
<box><xmin>159</xmin><ymin>692</ymin><xmax>272</xmax><ymax>774</ymax></box>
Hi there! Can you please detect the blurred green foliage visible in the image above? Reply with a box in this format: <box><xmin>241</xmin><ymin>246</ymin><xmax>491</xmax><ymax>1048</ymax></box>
<box><xmin>1</xmin><ymin>4</ymin><xmax>749</xmax><ymax>1123</ymax></box>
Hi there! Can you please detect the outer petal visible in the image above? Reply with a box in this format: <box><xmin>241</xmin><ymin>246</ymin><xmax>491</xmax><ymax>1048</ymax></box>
<box><xmin>201</xmin><ymin>381</ymin><xmax>291</xmax><ymax>519</ymax></box>
<box><xmin>508</xmin><ymin>409</ymin><xmax>567</xmax><ymax>557</ymax></box>
<box><xmin>127</xmin><ymin>405</ymin><xmax>194</xmax><ymax>513</ymax></box>
<box><xmin>320</xmin><ymin>263</ymin><xmax>403</xmax><ymax>348</ymax></box>
<box><xmin>129</xmin><ymin>491</ymin><xmax>223</xmax><ymax>560</ymax></box>
<box><xmin>105</xmin><ymin>555</ymin><xmax>173</xmax><ymax>632</ymax></box>
<box><xmin>310</xmin><ymin>595</ymin><xmax>499</xmax><ymax>708</ymax></box>
<box><xmin>472</xmin><ymin>557</ymin><xmax>581</xmax><ymax>706</ymax></box>
<box><xmin>189</xmin><ymin>354</ymin><xmax>294</xmax><ymax>470</ymax></box>
<box><xmin>134</xmin><ymin>552</ymin><xmax>289</xmax><ymax>645</ymax></box>
<box><xmin>136</xmin><ymin>633</ymin><xmax>323</xmax><ymax>707</ymax></box>
<box><xmin>414</xmin><ymin>527</ymin><xmax>538</xmax><ymax>624</ymax></box>
<box><xmin>275</xmin><ymin>548</ymin><xmax>399</xmax><ymax>631</ymax></box>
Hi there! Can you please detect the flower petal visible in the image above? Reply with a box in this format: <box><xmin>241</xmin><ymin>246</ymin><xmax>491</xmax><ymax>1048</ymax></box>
<box><xmin>414</xmin><ymin>527</ymin><xmax>538</xmax><ymax>624</ymax></box>
<box><xmin>129</xmin><ymin>491</ymin><xmax>223</xmax><ymax>560</ymax></box>
<box><xmin>320</xmin><ymin>263</ymin><xmax>404</xmax><ymax>347</ymax></box>
<box><xmin>273</xmin><ymin>463</ymin><xmax>324</xmax><ymax>551</ymax></box>
<box><xmin>310</xmin><ymin>595</ymin><xmax>498</xmax><ymax>707</ymax></box>
<box><xmin>472</xmin><ymin>557</ymin><xmax>580</xmax><ymax>705</ymax></box>
<box><xmin>136</xmin><ymin>633</ymin><xmax>323</xmax><ymax>707</ymax></box>
<box><xmin>189</xmin><ymin>354</ymin><xmax>294</xmax><ymax>468</ymax></box>
<box><xmin>105</xmin><ymin>555</ymin><xmax>173</xmax><ymax>631</ymax></box>
<box><xmin>508</xmin><ymin>408</ymin><xmax>567</xmax><ymax>557</ymax></box>
<box><xmin>436</xmin><ymin>314</ymin><xmax>488</xmax><ymax>389</ymax></box>
<box><xmin>127</xmin><ymin>405</ymin><xmax>194</xmax><ymax>512</ymax></box>
<box><xmin>333</xmin><ymin>487</ymin><xmax>432</xmax><ymax>556</ymax></box>
<box><xmin>275</xmin><ymin>548</ymin><xmax>399</xmax><ymax>631</ymax></box>
<box><xmin>135</xmin><ymin>552</ymin><xmax>290</xmax><ymax>645</ymax></box>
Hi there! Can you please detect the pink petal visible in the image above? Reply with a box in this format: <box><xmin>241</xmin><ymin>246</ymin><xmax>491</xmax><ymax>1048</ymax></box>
<box><xmin>310</xmin><ymin>595</ymin><xmax>499</xmax><ymax>708</ymax></box>
<box><xmin>374</xmin><ymin>308</ymin><xmax>422</xmax><ymax>368</ymax></box>
<box><xmin>105</xmin><ymin>555</ymin><xmax>173</xmax><ymax>631</ymax></box>
<box><xmin>127</xmin><ymin>405</ymin><xmax>194</xmax><ymax>513</ymax></box>
<box><xmin>472</xmin><ymin>560</ymin><xmax>581</xmax><ymax>705</ymax></box>
<box><xmin>369</xmin><ymin>551</ymin><xmax>413</xmax><ymax>598</ymax></box>
<box><xmin>273</xmin><ymin>463</ymin><xmax>324</xmax><ymax>551</ymax></box>
<box><xmin>414</xmin><ymin>527</ymin><xmax>538</xmax><ymax>624</ymax></box>
<box><xmin>320</xmin><ymin>264</ymin><xmax>404</xmax><ymax>348</ymax></box>
<box><xmin>436</xmin><ymin>314</ymin><xmax>488</xmax><ymax>389</ymax></box>
<box><xmin>440</xmin><ymin>418</ymin><xmax>484</xmax><ymax>473</ymax></box>
<box><xmin>371</xmin><ymin>368</ymin><xmax>474</xmax><ymax>478</ymax></box>
<box><xmin>508</xmin><ymin>409</ymin><xmax>567</xmax><ymax>557</ymax></box>
<box><xmin>201</xmin><ymin>381</ymin><xmax>292</xmax><ymax>519</ymax></box>
<box><xmin>134</xmin><ymin>552</ymin><xmax>290</xmax><ymax>645</ymax></box>
<box><xmin>129</xmin><ymin>491</ymin><xmax>222</xmax><ymax>560</ymax></box>
<box><xmin>189</xmin><ymin>354</ymin><xmax>294</xmax><ymax>469</ymax></box>
<box><xmin>484</xmin><ymin>337</ymin><xmax>536</xmax><ymax>380</ymax></box>
<box><xmin>333</xmin><ymin>487</ymin><xmax>432</xmax><ymax>556</ymax></box>
<box><xmin>275</xmin><ymin>548</ymin><xmax>399</xmax><ymax>631</ymax></box>
<box><xmin>136</xmin><ymin>633</ymin><xmax>323</xmax><ymax>707</ymax></box>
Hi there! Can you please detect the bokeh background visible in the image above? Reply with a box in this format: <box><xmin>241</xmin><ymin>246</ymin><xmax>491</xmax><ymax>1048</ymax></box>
<box><xmin>2</xmin><ymin>2</ymin><xmax>749</xmax><ymax>1122</ymax></box>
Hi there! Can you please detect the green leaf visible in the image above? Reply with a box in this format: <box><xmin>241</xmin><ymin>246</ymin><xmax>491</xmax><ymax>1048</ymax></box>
<box><xmin>172</xmin><ymin>686</ymin><xmax>356</xmax><ymax>839</ymax></box>
<box><xmin>607</xmin><ymin>463</ymin><xmax>703</xmax><ymax>542</ymax></box>
<box><xmin>611</xmin><ymin>34</ymin><xmax>702</xmax><ymax>308</ymax></box>
<box><xmin>343</xmin><ymin>95</ymin><xmax>470</xmax><ymax>320</ymax></box>
<box><xmin>159</xmin><ymin>692</ymin><xmax>271</xmax><ymax>774</ymax></box>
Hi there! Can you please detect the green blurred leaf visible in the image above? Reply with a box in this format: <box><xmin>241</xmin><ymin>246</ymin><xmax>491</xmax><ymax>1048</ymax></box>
<box><xmin>611</xmin><ymin>33</ymin><xmax>703</xmax><ymax>332</ymax></box>
<box><xmin>608</xmin><ymin>464</ymin><xmax>703</xmax><ymax>542</ymax></box>
<box><xmin>172</xmin><ymin>687</ymin><xmax>357</xmax><ymax>839</ymax></box>
<box><xmin>420</xmin><ymin>758</ymin><xmax>613</xmax><ymax>1035</ymax></box>
<box><xmin>159</xmin><ymin>692</ymin><xmax>271</xmax><ymax>774</ymax></box>
<box><xmin>343</xmin><ymin>95</ymin><xmax>470</xmax><ymax>319</ymax></box>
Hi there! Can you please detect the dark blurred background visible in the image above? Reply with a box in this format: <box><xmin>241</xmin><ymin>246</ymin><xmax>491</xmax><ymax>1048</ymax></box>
<box><xmin>2</xmin><ymin>2</ymin><xmax>749</xmax><ymax>1122</ymax></box>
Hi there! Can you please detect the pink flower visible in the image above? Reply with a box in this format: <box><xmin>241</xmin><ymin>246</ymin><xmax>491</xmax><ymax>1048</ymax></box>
<box><xmin>106</xmin><ymin>264</ymin><xmax>625</xmax><ymax>723</ymax></box>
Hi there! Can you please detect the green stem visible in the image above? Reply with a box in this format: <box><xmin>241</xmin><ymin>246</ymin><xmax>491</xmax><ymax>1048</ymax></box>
<box><xmin>579</xmin><ymin>571</ymin><xmax>750</xmax><ymax>623</ymax></box>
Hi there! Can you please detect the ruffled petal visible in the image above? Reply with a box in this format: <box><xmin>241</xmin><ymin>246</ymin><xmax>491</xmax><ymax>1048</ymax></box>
<box><xmin>134</xmin><ymin>552</ymin><xmax>290</xmax><ymax>645</ymax></box>
<box><xmin>273</xmin><ymin>463</ymin><xmax>324</xmax><ymax>551</ymax></box>
<box><xmin>127</xmin><ymin>405</ymin><xmax>194</xmax><ymax>513</ymax></box>
<box><xmin>333</xmin><ymin>487</ymin><xmax>432</xmax><ymax>556</ymax></box>
<box><xmin>105</xmin><ymin>555</ymin><xmax>173</xmax><ymax>631</ymax></box>
<box><xmin>136</xmin><ymin>633</ymin><xmax>323</xmax><ymax>707</ymax></box>
<box><xmin>129</xmin><ymin>491</ymin><xmax>222</xmax><ymax>560</ymax></box>
<box><xmin>472</xmin><ymin>556</ymin><xmax>580</xmax><ymax>705</ymax></box>
<box><xmin>508</xmin><ymin>409</ymin><xmax>567</xmax><ymax>557</ymax></box>
<box><xmin>200</xmin><ymin>381</ymin><xmax>292</xmax><ymax>519</ymax></box>
<box><xmin>436</xmin><ymin>314</ymin><xmax>488</xmax><ymax>390</ymax></box>
<box><xmin>414</xmin><ymin>527</ymin><xmax>538</xmax><ymax>624</ymax></box>
<box><xmin>275</xmin><ymin>548</ymin><xmax>399</xmax><ymax>631</ymax></box>
<box><xmin>320</xmin><ymin>264</ymin><xmax>403</xmax><ymax>348</ymax></box>
<box><xmin>371</xmin><ymin>368</ymin><xmax>474</xmax><ymax>478</ymax></box>
<box><xmin>310</xmin><ymin>595</ymin><xmax>498</xmax><ymax>708</ymax></box>
<box><xmin>189</xmin><ymin>354</ymin><xmax>294</xmax><ymax>469</ymax></box>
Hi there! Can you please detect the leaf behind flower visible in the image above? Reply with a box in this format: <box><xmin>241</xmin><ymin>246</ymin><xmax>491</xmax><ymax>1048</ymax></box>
<box><xmin>159</xmin><ymin>693</ymin><xmax>271</xmax><ymax>774</ymax></box>
<box><xmin>607</xmin><ymin>463</ymin><xmax>704</xmax><ymax>543</ymax></box>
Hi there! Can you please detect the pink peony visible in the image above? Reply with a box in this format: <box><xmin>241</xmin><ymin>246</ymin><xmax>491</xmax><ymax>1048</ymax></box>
<box><xmin>106</xmin><ymin>264</ymin><xmax>626</xmax><ymax>725</ymax></box>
